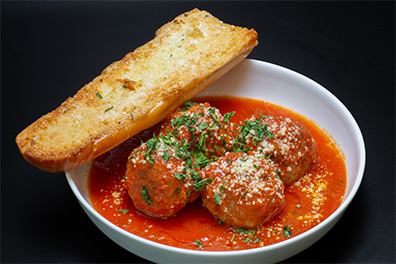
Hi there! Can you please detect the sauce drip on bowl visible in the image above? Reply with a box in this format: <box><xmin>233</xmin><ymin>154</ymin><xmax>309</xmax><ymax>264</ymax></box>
<box><xmin>88</xmin><ymin>96</ymin><xmax>346</xmax><ymax>251</ymax></box>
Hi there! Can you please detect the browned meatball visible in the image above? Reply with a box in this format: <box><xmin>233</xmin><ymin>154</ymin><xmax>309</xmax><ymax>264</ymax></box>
<box><xmin>124</xmin><ymin>137</ymin><xmax>201</xmax><ymax>217</ymax></box>
<box><xmin>124</xmin><ymin>101</ymin><xmax>237</xmax><ymax>217</ymax></box>
<box><xmin>231</xmin><ymin>115</ymin><xmax>318</xmax><ymax>186</ymax></box>
<box><xmin>201</xmin><ymin>152</ymin><xmax>285</xmax><ymax>229</ymax></box>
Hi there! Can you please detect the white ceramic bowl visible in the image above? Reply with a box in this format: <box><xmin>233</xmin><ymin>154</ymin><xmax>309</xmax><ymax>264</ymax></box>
<box><xmin>66</xmin><ymin>59</ymin><xmax>365</xmax><ymax>263</ymax></box>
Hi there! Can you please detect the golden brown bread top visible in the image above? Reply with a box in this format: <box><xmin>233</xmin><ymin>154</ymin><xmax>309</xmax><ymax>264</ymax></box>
<box><xmin>15</xmin><ymin>8</ymin><xmax>258</xmax><ymax>172</ymax></box>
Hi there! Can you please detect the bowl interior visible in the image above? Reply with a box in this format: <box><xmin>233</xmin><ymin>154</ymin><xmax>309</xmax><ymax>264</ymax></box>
<box><xmin>66</xmin><ymin>59</ymin><xmax>365</xmax><ymax>262</ymax></box>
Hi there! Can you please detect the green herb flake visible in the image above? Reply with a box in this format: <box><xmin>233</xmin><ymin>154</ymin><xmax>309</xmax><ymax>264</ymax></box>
<box><xmin>116</xmin><ymin>208</ymin><xmax>129</xmax><ymax>214</ymax></box>
<box><xmin>64</xmin><ymin>106</ymin><xmax>77</xmax><ymax>113</ymax></box>
<box><xmin>214</xmin><ymin>192</ymin><xmax>221</xmax><ymax>206</ymax></box>
<box><xmin>105</xmin><ymin>106</ymin><xmax>114</xmax><ymax>112</ymax></box>
<box><xmin>194</xmin><ymin>240</ymin><xmax>203</xmax><ymax>249</ymax></box>
<box><xmin>192</xmin><ymin>146</ymin><xmax>209</xmax><ymax>168</ymax></box>
<box><xmin>193</xmin><ymin>178</ymin><xmax>212</xmax><ymax>191</ymax></box>
<box><xmin>96</xmin><ymin>92</ymin><xmax>103</xmax><ymax>99</ymax></box>
<box><xmin>198</xmin><ymin>122</ymin><xmax>208</xmax><ymax>130</ymax></box>
<box><xmin>220</xmin><ymin>181</ymin><xmax>227</xmax><ymax>192</ymax></box>
<box><xmin>144</xmin><ymin>136</ymin><xmax>160</xmax><ymax>160</ymax></box>
<box><xmin>244</xmin><ymin>238</ymin><xmax>252</xmax><ymax>243</ymax></box>
<box><xmin>208</xmin><ymin>108</ymin><xmax>218</xmax><ymax>123</ymax></box>
<box><xmin>141</xmin><ymin>186</ymin><xmax>152</xmax><ymax>205</ymax></box>
<box><xmin>180</xmin><ymin>101</ymin><xmax>197</xmax><ymax>112</ymax></box>
<box><xmin>234</xmin><ymin>228</ymin><xmax>255</xmax><ymax>235</ymax></box>
<box><xmin>173</xmin><ymin>173</ymin><xmax>189</xmax><ymax>181</ymax></box>
<box><xmin>238</xmin><ymin>187</ymin><xmax>250</xmax><ymax>202</ymax></box>
<box><xmin>283</xmin><ymin>225</ymin><xmax>292</xmax><ymax>237</ymax></box>
<box><xmin>223</xmin><ymin>111</ymin><xmax>236</xmax><ymax>122</ymax></box>
<box><xmin>162</xmin><ymin>150</ymin><xmax>171</xmax><ymax>162</ymax></box>
<box><xmin>198</xmin><ymin>132</ymin><xmax>206</xmax><ymax>147</ymax></box>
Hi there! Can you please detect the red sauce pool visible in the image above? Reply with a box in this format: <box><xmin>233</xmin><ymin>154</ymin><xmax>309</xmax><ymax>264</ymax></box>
<box><xmin>88</xmin><ymin>96</ymin><xmax>347</xmax><ymax>251</ymax></box>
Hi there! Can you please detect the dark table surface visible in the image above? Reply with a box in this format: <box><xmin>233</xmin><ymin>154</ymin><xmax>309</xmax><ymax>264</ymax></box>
<box><xmin>2</xmin><ymin>1</ymin><xmax>395</xmax><ymax>263</ymax></box>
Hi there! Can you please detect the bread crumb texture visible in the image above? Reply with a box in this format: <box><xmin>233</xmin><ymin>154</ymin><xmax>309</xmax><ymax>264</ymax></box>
<box><xmin>16</xmin><ymin>8</ymin><xmax>258</xmax><ymax>172</ymax></box>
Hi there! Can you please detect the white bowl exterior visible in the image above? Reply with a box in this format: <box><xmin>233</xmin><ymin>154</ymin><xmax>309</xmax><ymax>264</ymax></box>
<box><xmin>66</xmin><ymin>59</ymin><xmax>365</xmax><ymax>263</ymax></box>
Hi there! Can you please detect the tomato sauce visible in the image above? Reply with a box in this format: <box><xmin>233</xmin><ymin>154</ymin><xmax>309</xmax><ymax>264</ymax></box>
<box><xmin>88</xmin><ymin>96</ymin><xmax>346</xmax><ymax>251</ymax></box>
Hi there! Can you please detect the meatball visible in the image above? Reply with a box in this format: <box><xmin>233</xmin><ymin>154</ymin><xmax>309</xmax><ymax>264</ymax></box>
<box><xmin>124</xmin><ymin>136</ymin><xmax>201</xmax><ymax>217</ymax></box>
<box><xmin>159</xmin><ymin>101</ymin><xmax>235</xmax><ymax>163</ymax></box>
<box><xmin>201</xmin><ymin>152</ymin><xmax>285</xmax><ymax>229</ymax></box>
<box><xmin>232</xmin><ymin>115</ymin><xmax>318</xmax><ymax>186</ymax></box>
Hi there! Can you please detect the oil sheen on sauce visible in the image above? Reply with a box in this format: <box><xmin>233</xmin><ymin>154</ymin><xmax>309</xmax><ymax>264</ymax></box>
<box><xmin>88</xmin><ymin>96</ymin><xmax>347</xmax><ymax>251</ymax></box>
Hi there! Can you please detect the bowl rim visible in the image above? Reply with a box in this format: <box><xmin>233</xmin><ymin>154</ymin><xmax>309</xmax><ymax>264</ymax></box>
<box><xmin>65</xmin><ymin>58</ymin><xmax>366</xmax><ymax>257</ymax></box>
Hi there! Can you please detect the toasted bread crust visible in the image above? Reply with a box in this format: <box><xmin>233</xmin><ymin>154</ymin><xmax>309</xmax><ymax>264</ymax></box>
<box><xmin>16</xmin><ymin>9</ymin><xmax>258</xmax><ymax>172</ymax></box>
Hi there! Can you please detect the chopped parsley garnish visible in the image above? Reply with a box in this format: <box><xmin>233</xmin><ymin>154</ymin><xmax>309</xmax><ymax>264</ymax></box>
<box><xmin>159</xmin><ymin>133</ymin><xmax>173</xmax><ymax>145</ymax></box>
<box><xmin>144</xmin><ymin>136</ymin><xmax>160</xmax><ymax>164</ymax></box>
<box><xmin>96</xmin><ymin>92</ymin><xmax>103</xmax><ymax>99</ymax></box>
<box><xmin>161</xmin><ymin>150</ymin><xmax>171</xmax><ymax>162</ymax></box>
<box><xmin>231</xmin><ymin>116</ymin><xmax>273</xmax><ymax>153</ymax></box>
<box><xmin>173</xmin><ymin>173</ymin><xmax>189</xmax><ymax>181</ymax></box>
<box><xmin>192</xmin><ymin>146</ymin><xmax>209</xmax><ymax>168</ymax></box>
<box><xmin>180</xmin><ymin>101</ymin><xmax>197</xmax><ymax>112</ymax></box>
<box><xmin>244</xmin><ymin>238</ymin><xmax>252</xmax><ymax>243</ymax></box>
<box><xmin>116</xmin><ymin>209</ymin><xmax>129</xmax><ymax>214</ymax></box>
<box><xmin>64</xmin><ymin>106</ymin><xmax>77</xmax><ymax>112</ymax></box>
<box><xmin>223</xmin><ymin>111</ymin><xmax>236</xmax><ymax>122</ymax></box>
<box><xmin>104</xmin><ymin>106</ymin><xmax>114</xmax><ymax>112</ymax></box>
<box><xmin>189</xmin><ymin>170</ymin><xmax>201</xmax><ymax>181</ymax></box>
<box><xmin>238</xmin><ymin>187</ymin><xmax>250</xmax><ymax>202</ymax></box>
<box><xmin>141</xmin><ymin>186</ymin><xmax>152</xmax><ymax>205</ymax></box>
<box><xmin>194</xmin><ymin>240</ymin><xmax>203</xmax><ymax>249</ymax></box>
<box><xmin>198</xmin><ymin>132</ymin><xmax>206</xmax><ymax>147</ymax></box>
<box><xmin>193</xmin><ymin>178</ymin><xmax>212</xmax><ymax>191</ymax></box>
<box><xmin>171</xmin><ymin>114</ymin><xmax>190</xmax><ymax>129</ymax></box>
<box><xmin>198</xmin><ymin>122</ymin><xmax>208</xmax><ymax>130</ymax></box>
<box><xmin>214</xmin><ymin>192</ymin><xmax>221</xmax><ymax>206</ymax></box>
<box><xmin>234</xmin><ymin>228</ymin><xmax>255</xmax><ymax>235</ymax></box>
<box><xmin>220</xmin><ymin>181</ymin><xmax>227</xmax><ymax>192</ymax></box>
<box><xmin>283</xmin><ymin>225</ymin><xmax>292</xmax><ymax>237</ymax></box>
<box><xmin>208</xmin><ymin>107</ymin><xmax>218</xmax><ymax>123</ymax></box>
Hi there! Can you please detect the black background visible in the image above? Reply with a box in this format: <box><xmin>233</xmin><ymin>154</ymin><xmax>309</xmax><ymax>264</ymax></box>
<box><xmin>2</xmin><ymin>1</ymin><xmax>395</xmax><ymax>263</ymax></box>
